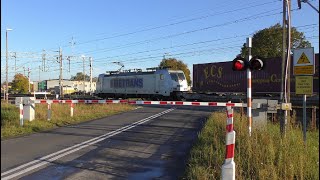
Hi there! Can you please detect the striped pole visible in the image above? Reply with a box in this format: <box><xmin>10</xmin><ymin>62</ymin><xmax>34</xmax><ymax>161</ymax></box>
<box><xmin>247</xmin><ymin>68</ymin><xmax>252</xmax><ymax>136</ymax></box>
<box><xmin>47</xmin><ymin>103</ymin><xmax>51</xmax><ymax>121</ymax></box>
<box><xmin>247</xmin><ymin>37</ymin><xmax>252</xmax><ymax>136</ymax></box>
<box><xmin>19</xmin><ymin>103</ymin><xmax>24</xmax><ymax>126</ymax></box>
<box><xmin>70</xmin><ymin>103</ymin><xmax>74</xmax><ymax>117</ymax></box>
<box><xmin>222</xmin><ymin>103</ymin><xmax>236</xmax><ymax>180</ymax></box>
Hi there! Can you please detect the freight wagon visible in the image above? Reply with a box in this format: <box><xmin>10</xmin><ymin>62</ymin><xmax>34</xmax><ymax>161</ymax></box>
<box><xmin>192</xmin><ymin>54</ymin><xmax>319</xmax><ymax>96</ymax></box>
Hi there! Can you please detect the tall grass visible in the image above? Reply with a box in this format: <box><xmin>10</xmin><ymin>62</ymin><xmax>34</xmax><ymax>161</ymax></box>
<box><xmin>1</xmin><ymin>102</ymin><xmax>135</xmax><ymax>139</ymax></box>
<box><xmin>183</xmin><ymin>110</ymin><xmax>319</xmax><ymax>180</ymax></box>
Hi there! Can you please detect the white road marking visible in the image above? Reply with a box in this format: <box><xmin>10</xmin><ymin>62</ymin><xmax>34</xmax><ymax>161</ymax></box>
<box><xmin>1</xmin><ymin>108</ymin><xmax>174</xmax><ymax>180</ymax></box>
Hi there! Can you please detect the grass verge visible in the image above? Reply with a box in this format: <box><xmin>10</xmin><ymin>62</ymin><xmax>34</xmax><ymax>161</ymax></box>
<box><xmin>1</xmin><ymin>102</ymin><xmax>135</xmax><ymax>139</ymax></box>
<box><xmin>183</xmin><ymin>110</ymin><xmax>319</xmax><ymax>180</ymax></box>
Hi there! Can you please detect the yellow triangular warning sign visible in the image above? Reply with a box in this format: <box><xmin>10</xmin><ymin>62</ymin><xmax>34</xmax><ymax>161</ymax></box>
<box><xmin>297</xmin><ymin>52</ymin><xmax>310</xmax><ymax>64</ymax></box>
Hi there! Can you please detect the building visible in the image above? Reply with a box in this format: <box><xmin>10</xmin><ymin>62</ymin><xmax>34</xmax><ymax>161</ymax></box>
<box><xmin>37</xmin><ymin>79</ymin><xmax>96</xmax><ymax>94</ymax></box>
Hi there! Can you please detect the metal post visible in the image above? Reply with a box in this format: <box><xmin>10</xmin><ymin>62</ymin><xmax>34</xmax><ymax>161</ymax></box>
<box><xmin>90</xmin><ymin>57</ymin><xmax>93</xmax><ymax>95</ymax></box>
<box><xmin>247</xmin><ymin>37</ymin><xmax>252</xmax><ymax>136</ymax></box>
<box><xmin>287</xmin><ymin>0</ymin><xmax>292</xmax><ymax>104</ymax></box>
<box><xmin>222</xmin><ymin>102</ymin><xmax>236</xmax><ymax>180</ymax></box>
<box><xmin>5</xmin><ymin>29</ymin><xmax>10</xmax><ymax>103</ymax></box>
<box><xmin>14</xmin><ymin>52</ymin><xmax>17</xmax><ymax>75</ymax></box>
<box><xmin>280</xmin><ymin>0</ymin><xmax>288</xmax><ymax>137</ymax></box>
<box><xmin>312</xmin><ymin>106</ymin><xmax>316</xmax><ymax>130</ymax></box>
<box><xmin>47</xmin><ymin>103</ymin><xmax>51</xmax><ymax>121</ymax></box>
<box><xmin>83</xmin><ymin>56</ymin><xmax>85</xmax><ymax>95</ymax></box>
<box><xmin>286</xmin><ymin>0</ymin><xmax>292</xmax><ymax>127</ymax></box>
<box><xmin>19</xmin><ymin>103</ymin><xmax>24</xmax><ymax>126</ymax></box>
<box><xmin>39</xmin><ymin>65</ymin><xmax>41</xmax><ymax>82</ymax></box>
<box><xmin>59</xmin><ymin>47</ymin><xmax>63</xmax><ymax>98</ymax></box>
<box><xmin>70</xmin><ymin>103</ymin><xmax>74</xmax><ymax>117</ymax></box>
<box><xmin>28</xmin><ymin>68</ymin><xmax>31</xmax><ymax>93</ymax></box>
<box><xmin>303</xmin><ymin>94</ymin><xmax>307</xmax><ymax>144</ymax></box>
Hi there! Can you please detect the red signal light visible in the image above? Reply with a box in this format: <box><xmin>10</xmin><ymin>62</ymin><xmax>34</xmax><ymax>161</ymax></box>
<box><xmin>232</xmin><ymin>57</ymin><xmax>247</xmax><ymax>71</ymax></box>
<box><xmin>234</xmin><ymin>61</ymin><xmax>244</xmax><ymax>70</ymax></box>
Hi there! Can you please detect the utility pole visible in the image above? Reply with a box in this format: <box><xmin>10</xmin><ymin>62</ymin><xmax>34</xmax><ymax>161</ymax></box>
<box><xmin>280</xmin><ymin>0</ymin><xmax>292</xmax><ymax>137</ymax></box>
<box><xmin>287</xmin><ymin>0</ymin><xmax>292</xmax><ymax>105</ymax></box>
<box><xmin>28</xmin><ymin>68</ymin><xmax>31</xmax><ymax>93</ymax></box>
<box><xmin>5</xmin><ymin>28</ymin><xmax>12</xmax><ymax>103</ymax></box>
<box><xmin>69</xmin><ymin>36</ymin><xmax>75</xmax><ymax>72</ymax></box>
<box><xmin>59</xmin><ymin>47</ymin><xmax>63</xmax><ymax>98</ymax></box>
<box><xmin>82</xmin><ymin>55</ymin><xmax>86</xmax><ymax>95</ymax></box>
<box><xmin>39</xmin><ymin>65</ymin><xmax>41</xmax><ymax>82</ymax></box>
<box><xmin>280</xmin><ymin>0</ymin><xmax>287</xmax><ymax>136</ymax></box>
<box><xmin>42</xmin><ymin>49</ymin><xmax>46</xmax><ymax>72</ymax></box>
<box><xmin>90</xmin><ymin>57</ymin><xmax>93</xmax><ymax>95</ymax></box>
<box><xmin>13</xmin><ymin>52</ymin><xmax>17</xmax><ymax>75</ymax></box>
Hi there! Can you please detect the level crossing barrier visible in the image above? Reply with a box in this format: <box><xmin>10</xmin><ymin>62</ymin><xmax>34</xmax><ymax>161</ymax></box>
<box><xmin>33</xmin><ymin>99</ymin><xmax>244</xmax><ymax>107</ymax></box>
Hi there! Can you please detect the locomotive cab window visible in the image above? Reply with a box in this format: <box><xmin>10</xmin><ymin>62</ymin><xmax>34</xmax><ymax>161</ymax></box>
<box><xmin>170</xmin><ymin>73</ymin><xmax>178</xmax><ymax>82</ymax></box>
<box><xmin>170</xmin><ymin>73</ymin><xmax>185</xmax><ymax>82</ymax></box>
<box><xmin>177</xmin><ymin>73</ymin><xmax>185</xmax><ymax>81</ymax></box>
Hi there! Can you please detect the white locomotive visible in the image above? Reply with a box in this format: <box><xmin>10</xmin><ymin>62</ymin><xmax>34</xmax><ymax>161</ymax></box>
<box><xmin>95</xmin><ymin>67</ymin><xmax>188</xmax><ymax>100</ymax></box>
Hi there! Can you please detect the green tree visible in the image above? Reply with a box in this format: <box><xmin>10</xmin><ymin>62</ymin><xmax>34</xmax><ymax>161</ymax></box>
<box><xmin>159</xmin><ymin>58</ymin><xmax>191</xmax><ymax>86</ymax></box>
<box><xmin>70</xmin><ymin>72</ymin><xmax>90</xmax><ymax>81</ymax></box>
<box><xmin>240</xmin><ymin>23</ymin><xmax>311</xmax><ymax>58</ymax></box>
<box><xmin>11</xmin><ymin>73</ymin><xmax>29</xmax><ymax>93</ymax></box>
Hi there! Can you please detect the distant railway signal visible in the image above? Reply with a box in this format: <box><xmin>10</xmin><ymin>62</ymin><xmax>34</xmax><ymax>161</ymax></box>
<box><xmin>232</xmin><ymin>56</ymin><xmax>264</xmax><ymax>71</ymax></box>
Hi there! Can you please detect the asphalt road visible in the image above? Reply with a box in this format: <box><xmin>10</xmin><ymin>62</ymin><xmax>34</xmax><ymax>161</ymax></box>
<box><xmin>1</xmin><ymin>105</ymin><xmax>220</xmax><ymax>180</ymax></box>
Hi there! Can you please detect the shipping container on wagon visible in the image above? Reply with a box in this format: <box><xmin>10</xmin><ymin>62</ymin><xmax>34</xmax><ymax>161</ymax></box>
<box><xmin>193</xmin><ymin>54</ymin><xmax>319</xmax><ymax>95</ymax></box>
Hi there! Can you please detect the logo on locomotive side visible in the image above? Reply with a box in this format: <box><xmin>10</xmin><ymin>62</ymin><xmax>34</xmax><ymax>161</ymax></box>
<box><xmin>111</xmin><ymin>78</ymin><xmax>143</xmax><ymax>88</ymax></box>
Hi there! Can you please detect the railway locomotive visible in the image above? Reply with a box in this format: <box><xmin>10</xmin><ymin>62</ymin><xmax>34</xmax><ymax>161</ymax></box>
<box><xmin>95</xmin><ymin>67</ymin><xmax>189</xmax><ymax>100</ymax></box>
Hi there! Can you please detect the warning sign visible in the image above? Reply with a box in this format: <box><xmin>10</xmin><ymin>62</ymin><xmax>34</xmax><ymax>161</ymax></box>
<box><xmin>297</xmin><ymin>52</ymin><xmax>310</xmax><ymax>64</ymax></box>
<box><xmin>293</xmin><ymin>48</ymin><xmax>315</xmax><ymax>75</ymax></box>
<box><xmin>295</xmin><ymin>76</ymin><xmax>313</xmax><ymax>95</ymax></box>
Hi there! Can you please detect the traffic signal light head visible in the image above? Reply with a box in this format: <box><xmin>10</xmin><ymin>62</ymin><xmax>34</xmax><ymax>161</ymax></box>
<box><xmin>249</xmin><ymin>56</ymin><xmax>264</xmax><ymax>70</ymax></box>
<box><xmin>232</xmin><ymin>57</ymin><xmax>248</xmax><ymax>71</ymax></box>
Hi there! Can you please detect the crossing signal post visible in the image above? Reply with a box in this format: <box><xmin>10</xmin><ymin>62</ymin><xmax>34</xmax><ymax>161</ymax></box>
<box><xmin>231</xmin><ymin>37</ymin><xmax>265</xmax><ymax>137</ymax></box>
<box><xmin>232</xmin><ymin>55</ymin><xmax>265</xmax><ymax>136</ymax></box>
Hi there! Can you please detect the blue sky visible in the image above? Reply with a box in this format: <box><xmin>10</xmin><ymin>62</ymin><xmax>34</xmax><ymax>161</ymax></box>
<box><xmin>1</xmin><ymin>0</ymin><xmax>319</xmax><ymax>83</ymax></box>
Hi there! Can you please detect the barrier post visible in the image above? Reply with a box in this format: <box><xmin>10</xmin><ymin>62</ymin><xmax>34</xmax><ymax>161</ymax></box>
<box><xmin>47</xmin><ymin>103</ymin><xmax>51</xmax><ymax>121</ymax></box>
<box><xmin>19</xmin><ymin>103</ymin><xmax>24</xmax><ymax>126</ymax></box>
<box><xmin>70</xmin><ymin>103</ymin><xmax>74</xmax><ymax>117</ymax></box>
<box><xmin>222</xmin><ymin>103</ymin><xmax>236</xmax><ymax>180</ymax></box>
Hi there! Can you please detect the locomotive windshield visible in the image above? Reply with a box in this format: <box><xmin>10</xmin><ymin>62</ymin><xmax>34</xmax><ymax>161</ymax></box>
<box><xmin>170</xmin><ymin>72</ymin><xmax>186</xmax><ymax>82</ymax></box>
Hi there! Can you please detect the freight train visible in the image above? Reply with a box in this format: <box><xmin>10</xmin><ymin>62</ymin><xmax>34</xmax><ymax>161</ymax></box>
<box><xmin>95</xmin><ymin>53</ymin><xmax>319</xmax><ymax>101</ymax></box>
<box><xmin>192</xmin><ymin>53</ymin><xmax>319</xmax><ymax>96</ymax></box>
<box><xmin>95</xmin><ymin>67</ymin><xmax>189</xmax><ymax>100</ymax></box>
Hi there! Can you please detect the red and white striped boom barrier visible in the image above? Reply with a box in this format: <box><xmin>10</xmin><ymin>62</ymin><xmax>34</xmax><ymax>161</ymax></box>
<box><xmin>33</xmin><ymin>99</ymin><xmax>244</xmax><ymax>107</ymax></box>
<box><xmin>222</xmin><ymin>103</ymin><xmax>236</xmax><ymax>180</ymax></box>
